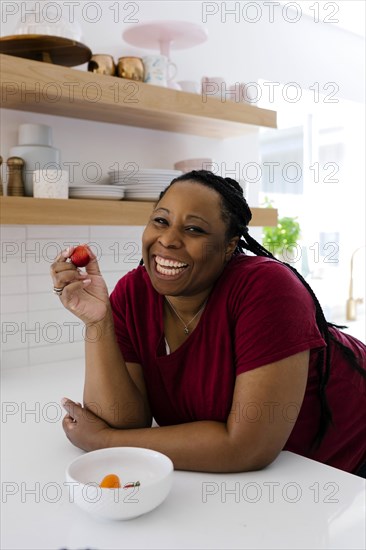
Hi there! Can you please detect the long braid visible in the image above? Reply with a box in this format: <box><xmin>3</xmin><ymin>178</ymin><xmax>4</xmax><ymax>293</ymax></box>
<box><xmin>157</xmin><ymin>170</ymin><xmax>365</xmax><ymax>449</ymax></box>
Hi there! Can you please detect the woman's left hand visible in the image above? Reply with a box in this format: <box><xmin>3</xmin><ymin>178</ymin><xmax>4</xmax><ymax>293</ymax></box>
<box><xmin>61</xmin><ymin>398</ymin><xmax>114</xmax><ymax>451</ymax></box>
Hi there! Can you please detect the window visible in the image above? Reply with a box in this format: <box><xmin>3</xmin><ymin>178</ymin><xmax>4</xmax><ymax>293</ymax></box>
<box><xmin>257</xmin><ymin>81</ymin><xmax>365</xmax><ymax>320</ymax></box>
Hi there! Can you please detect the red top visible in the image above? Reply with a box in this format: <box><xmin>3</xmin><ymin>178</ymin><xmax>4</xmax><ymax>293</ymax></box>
<box><xmin>110</xmin><ymin>254</ymin><xmax>366</xmax><ymax>474</ymax></box>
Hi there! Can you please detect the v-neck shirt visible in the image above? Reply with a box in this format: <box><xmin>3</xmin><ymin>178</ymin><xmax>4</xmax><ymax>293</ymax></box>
<box><xmin>110</xmin><ymin>254</ymin><xmax>366</xmax><ymax>473</ymax></box>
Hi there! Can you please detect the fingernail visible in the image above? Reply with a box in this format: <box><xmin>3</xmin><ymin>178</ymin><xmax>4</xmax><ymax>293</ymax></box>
<box><xmin>62</xmin><ymin>247</ymin><xmax>71</xmax><ymax>258</ymax></box>
<box><xmin>61</xmin><ymin>397</ymin><xmax>68</xmax><ymax>406</ymax></box>
<box><xmin>82</xmin><ymin>279</ymin><xmax>92</xmax><ymax>285</ymax></box>
<box><xmin>79</xmin><ymin>272</ymin><xmax>88</xmax><ymax>278</ymax></box>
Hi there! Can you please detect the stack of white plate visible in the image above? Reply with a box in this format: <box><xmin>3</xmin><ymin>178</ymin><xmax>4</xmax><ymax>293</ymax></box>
<box><xmin>69</xmin><ymin>185</ymin><xmax>125</xmax><ymax>201</ymax></box>
<box><xmin>108</xmin><ymin>168</ymin><xmax>182</xmax><ymax>201</ymax></box>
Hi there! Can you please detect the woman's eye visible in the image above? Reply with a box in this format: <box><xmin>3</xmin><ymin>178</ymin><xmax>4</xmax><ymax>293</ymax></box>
<box><xmin>186</xmin><ymin>226</ymin><xmax>205</xmax><ymax>234</ymax></box>
<box><xmin>151</xmin><ymin>218</ymin><xmax>205</xmax><ymax>234</ymax></box>
<box><xmin>153</xmin><ymin>217</ymin><xmax>168</xmax><ymax>225</ymax></box>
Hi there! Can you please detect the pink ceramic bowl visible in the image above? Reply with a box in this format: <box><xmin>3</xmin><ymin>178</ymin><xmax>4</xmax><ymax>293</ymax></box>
<box><xmin>174</xmin><ymin>158</ymin><xmax>215</xmax><ymax>173</ymax></box>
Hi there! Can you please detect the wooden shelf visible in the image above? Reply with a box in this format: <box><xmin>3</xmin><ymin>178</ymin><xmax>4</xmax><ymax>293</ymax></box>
<box><xmin>0</xmin><ymin>197</ymin><xmax>278</xmax><ymax>227</ymax></box>
<box><xmin>0</xmin><ymin>55</ymin><xmax>278</xmax><ymax>227</ymax></box>
<box><xmin>0</xmin><ymin>54</ymin><xmax>276</xmax><ymax>138</ymax></box>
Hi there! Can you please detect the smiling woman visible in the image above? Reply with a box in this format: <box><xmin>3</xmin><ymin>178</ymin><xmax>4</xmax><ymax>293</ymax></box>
<box><xmin>142</xmin><ymin>182</ymin><xmax>238</xmax><ymax>303</ymax></box>
<box><xmin>50</xmin><ymin>170</ymin><xmax>366</xmax><ymax>476</ymax></box>
<box><xmin>141</xmin><ymin>181</ymin><xmax>240</xmax><ymax>353</ymax></box>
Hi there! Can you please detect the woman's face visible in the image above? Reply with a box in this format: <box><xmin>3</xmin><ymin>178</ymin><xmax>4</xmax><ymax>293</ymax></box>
<box><xmin>142</xmin><ymin>181</ymin><xmax>238</xmax><ymax>297</ymax></box>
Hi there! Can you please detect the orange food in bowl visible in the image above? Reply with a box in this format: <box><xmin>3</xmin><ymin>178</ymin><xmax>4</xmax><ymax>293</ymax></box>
<box><xmin>99</xmin><ymin>474</ymin><xmax>121</xmax><ymax>489</ymax></box>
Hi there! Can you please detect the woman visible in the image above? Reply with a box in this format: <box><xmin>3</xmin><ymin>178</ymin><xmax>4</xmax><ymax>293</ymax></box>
<box><xmin>51</xmin><ymin>170</ymin><xmax>366</xmax><ymax>475</ymax></box>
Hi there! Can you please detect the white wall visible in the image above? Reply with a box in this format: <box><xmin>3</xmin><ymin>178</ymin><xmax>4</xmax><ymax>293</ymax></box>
<box><xmin>2</xmin><ymin>0</ymin><xmax>364</xmax><ymax>100</ymax></box>
<box><xmin>1</xmin><ymin>1</ymin><xmax>364</xmax><ymax>368</ymax></box>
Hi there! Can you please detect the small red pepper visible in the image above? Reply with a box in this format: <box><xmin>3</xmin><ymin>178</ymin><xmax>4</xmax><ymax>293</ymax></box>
<box><xmin>123</xmin><ymin>481</ymin><xmax>140</xmax><ymax>489</ymax></box>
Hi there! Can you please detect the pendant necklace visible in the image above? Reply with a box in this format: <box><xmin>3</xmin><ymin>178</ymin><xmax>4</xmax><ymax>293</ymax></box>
<box><xmin>165</xmin><ymin>296</ymin><xmax>207</xmax><ymax>334</ymax></box>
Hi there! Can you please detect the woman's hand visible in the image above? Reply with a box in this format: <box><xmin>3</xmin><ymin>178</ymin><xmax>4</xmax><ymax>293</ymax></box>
<box><xmin>61</xmin><ymin>398</ymin><xmax>115</xmax><ymax>452</ymax></box>
<box><xmin>50</xmin><ymin>245</ymin><xmax>110</xmax><ymax>324</ymax></box>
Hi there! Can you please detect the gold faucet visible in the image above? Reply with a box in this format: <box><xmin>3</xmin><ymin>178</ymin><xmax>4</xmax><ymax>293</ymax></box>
<box><xmin>346</xmin><ymin>246</ymin><xmax>365</xmax><ymax>321</ymax></box>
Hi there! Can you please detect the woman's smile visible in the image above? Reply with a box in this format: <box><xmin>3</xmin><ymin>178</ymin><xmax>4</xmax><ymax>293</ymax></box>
<box><xmin>153</xmin><ymin>254</ymin><xmax>190</xmax><ymax>278</ymax></box>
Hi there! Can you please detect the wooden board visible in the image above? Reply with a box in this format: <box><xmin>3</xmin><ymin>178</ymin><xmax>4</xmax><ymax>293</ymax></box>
<box><xmin>0</xmin><ymin>54</ymin><xmax>277</xmax><ymax>138</ymax></box>
<box><xmin>0</xmin><ymin>197</ymin><xmax>278</xmax><ymax>227</ymax></box>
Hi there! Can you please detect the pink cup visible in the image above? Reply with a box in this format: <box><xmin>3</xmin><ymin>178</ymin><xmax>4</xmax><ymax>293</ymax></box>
<box><xmin>201</xmin><ymin>76</ymin><xmax>225</xmax><ymax>98</ymax></box>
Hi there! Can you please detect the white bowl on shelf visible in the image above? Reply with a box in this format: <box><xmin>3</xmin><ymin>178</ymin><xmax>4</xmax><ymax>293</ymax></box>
<box><xmin>65</xmin><ymin>447</ymin><xmax>173</xmax><ymax>520</ymax></box>
<box><xmin>174</xmin><ymin>158</ymin><xmax>215</xmax><ymax>173</ymax></box>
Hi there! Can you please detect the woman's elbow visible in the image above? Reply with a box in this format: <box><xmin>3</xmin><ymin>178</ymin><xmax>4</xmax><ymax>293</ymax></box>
<box><xmin>225</xmin><ymin>439</ymin><xmax>282</xmax><ymax>473</ymax></box>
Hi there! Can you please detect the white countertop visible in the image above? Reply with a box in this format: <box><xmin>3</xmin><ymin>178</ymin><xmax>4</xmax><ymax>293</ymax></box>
<box><xmin>1</xmin><ymin>360</ymin><xmax>365</xmax><ymax>550</ymax></box>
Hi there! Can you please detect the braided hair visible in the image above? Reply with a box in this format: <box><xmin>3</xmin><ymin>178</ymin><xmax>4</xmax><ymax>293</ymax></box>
<box><xmin>151</xmin><ymin>169</ymin><xmax>365</xmax><ymax>449</ymax></box>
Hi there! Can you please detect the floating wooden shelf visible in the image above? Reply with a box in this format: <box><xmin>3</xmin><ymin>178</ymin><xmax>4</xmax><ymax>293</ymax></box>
<box><xmin>0</xmin><ymin>54</ymin><xmax>278</xmax><ymax>227</ymax></box>
<box><xmin>0</xmin><ymin>54</ymin><xmax>276</xmax><ymax>138</ymax></box>
<box><xmin>0</xmin><ymin>197</ymin><xmax>278</xmax><ymax>227</ymax></box>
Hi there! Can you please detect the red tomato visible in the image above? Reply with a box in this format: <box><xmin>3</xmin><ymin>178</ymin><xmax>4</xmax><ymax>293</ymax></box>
<box><xmin>70</xmin><ymin>245</ymin><xmax>90</xmax><ymax>267</ymax></box>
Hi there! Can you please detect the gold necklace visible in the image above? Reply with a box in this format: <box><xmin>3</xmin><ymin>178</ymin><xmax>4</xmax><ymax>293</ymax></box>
<box><xmin>165</xmin><ymin>297</ymin><xmax>207</xmax><ymax>334</ymax></box>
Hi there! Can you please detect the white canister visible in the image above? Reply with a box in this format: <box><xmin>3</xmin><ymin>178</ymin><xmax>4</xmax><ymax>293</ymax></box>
<box><xmin>33</xmin><ymin>169</ymin><xmax>69</xmax><ymax>199</ymax></box>
<box><xmin>18</xmin><ymin>123</ymin><xmax>52</xmax><ymax>145</ymax></box>
<box><xmin>10</xmin><ymin>124</ymin><xmax>60</xmax><ymax>197</ymax></box>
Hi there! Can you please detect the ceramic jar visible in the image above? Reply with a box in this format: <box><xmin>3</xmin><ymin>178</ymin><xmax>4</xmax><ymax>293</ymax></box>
<box><xmin>10</xmin><ymin>124</ymin><xmax>60</xmax><ymax>197</ymax></box>
<box><xmin>33</xmin><ymin>169</ymin><xmax>69</xmax><ymax>199</ymax></box>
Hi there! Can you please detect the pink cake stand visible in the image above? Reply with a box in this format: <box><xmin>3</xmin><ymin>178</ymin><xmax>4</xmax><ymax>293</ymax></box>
<box><xmin>122</xmin><ymin>20</ymin><xmax>208</xmax><ymax>58</ymax></box>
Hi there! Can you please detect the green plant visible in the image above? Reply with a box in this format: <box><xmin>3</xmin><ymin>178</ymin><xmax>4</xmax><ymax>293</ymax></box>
<box><xmin>262</xmin><ymin>197</ymin><xmax>301</xmax><ymax>257</ymax></box>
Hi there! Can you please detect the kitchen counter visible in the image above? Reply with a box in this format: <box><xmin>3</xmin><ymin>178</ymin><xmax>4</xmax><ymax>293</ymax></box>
<box><xmin>1</xmin><ymin>360</ymin><xmax>365</xmax><ymax>550</ymax></box>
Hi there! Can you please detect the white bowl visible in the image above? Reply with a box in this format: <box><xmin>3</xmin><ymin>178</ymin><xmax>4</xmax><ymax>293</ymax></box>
<box><xmin>65</xmin><ymin>447</ymin><xmax>173</xmax><ymax>520</ymax></box>
<box><xmin>174</xmin><ymin>158</ymin><xmax>215</xmax><ymax>172</ymax></box>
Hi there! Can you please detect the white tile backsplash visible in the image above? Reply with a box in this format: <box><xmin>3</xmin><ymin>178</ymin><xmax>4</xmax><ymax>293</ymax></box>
<box><xmin>0</xmin><ymin>226</ymin><xmax>27</xmax><ymax>241</ymax></box>
<box><xmin>104</xmin><ymin>271</ymin><xmax>127</xmax><ymax>293</ymax></box>
<box><xmin>1</xmin><ymin>310</ymin><xmax>29</xmax><ymax>354</ymax></box>
<box><xmin>1</xmin><ymin>257</ymin><xmax>27</xmax><ymax>277</ymax></box>
<box><xmin>23</xmin><ymin>239</ymin><xmax>64</xmax><ymax>268</ymax></box>
<box><xmin>26</xmin><ymin>259</ymin><xmax>55</xmax><ymax>276</ymax></box>
<box><xmin>28</xmin><ymin>274</ymin><xmax>53</xmax><ymax>294</ymax></box>
<box><xmin>28</xmin><ymin>291</ymin><xmax>62</xmax><ymax>312</ymax></box>
<box><xmin>29</xmin><ymin>340</ymin><xmax>84</xmax><ymax>365</ymax></box>
<box><xmin>26</xmin><ymin>225</ymin><xmax>90</xmax><ymax>239</ymax></box>
<box><xmin>1</xmin><ymin>294</ymin><xmax>28</xmax><ymax>314</ymax></box>
<box><xmin>99</xmin><ymin>252</ymin><xmax>141</xmax><ymax>273</ymax></box>
<box><xmin>0</xmin><ymin>349</ymin><xmax>29</xmax><ymax>369</ymax></box>
<box><xmin>0</xmin><ymin>225</ymin><xmax>133</xmax><ymax>368</ymax></box>
<box><xmin>1</xmin><ymin>328</ymin><xmax>28</xmax><ymax>352</ymax></box>
<box><xmin>89</xmin><ymin>225</ymin><xmax>144</xmax><ymax>239</ymax></box>
<box><xmin>0</xmin><ymin>275</ymin><xmax>28</xmax><ymax>295</ymax></box>
<box><xmin>28</xmin><ymin>309</ymin><xmax>85</xmax><ymax>345</ymax></box>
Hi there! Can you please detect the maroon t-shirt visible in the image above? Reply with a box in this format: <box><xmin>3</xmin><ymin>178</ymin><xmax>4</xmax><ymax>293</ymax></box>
<box><xmin>110</xmin><ymin>254</ymin><xmax>366</xmax><ymax>474</ymax></box>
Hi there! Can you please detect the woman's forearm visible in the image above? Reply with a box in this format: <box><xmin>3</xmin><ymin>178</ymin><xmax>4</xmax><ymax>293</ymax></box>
<box><xmin>83</xmin><ymin>309</ymin><xmax>149</xmax><ymax>429</ymax></box>
<box><xmin>104</xmin><ymin>421</ymin><xmax>270</xmax><ymax>473</ymax></box>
